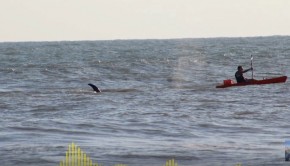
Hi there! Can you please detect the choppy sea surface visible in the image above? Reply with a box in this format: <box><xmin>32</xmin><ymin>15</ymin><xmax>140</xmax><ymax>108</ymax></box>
<box><xmin>0</xmin><ymin>36</ymin><xmax>290</xmax><ymax>166</ymax></box>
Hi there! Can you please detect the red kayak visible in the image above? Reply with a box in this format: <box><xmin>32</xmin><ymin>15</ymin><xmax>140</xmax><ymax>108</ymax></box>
<box><xmin>216</xmin><ymin>76</ymin><xmax>287</xmax><ymax>88</ymax></box>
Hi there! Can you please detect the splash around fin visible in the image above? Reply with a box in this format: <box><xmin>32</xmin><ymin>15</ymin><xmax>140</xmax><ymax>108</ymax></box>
<box><xmin>88</xmin><ymin>83</ymin><xmax>101</xmax><ymax>93</ymax></box>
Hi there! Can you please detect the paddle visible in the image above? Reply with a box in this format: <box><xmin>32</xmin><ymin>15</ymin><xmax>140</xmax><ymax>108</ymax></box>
<box><xmin>251</xmin><ymin>55</ymin><xmax>253</xmax><ymax>79</ymax></box>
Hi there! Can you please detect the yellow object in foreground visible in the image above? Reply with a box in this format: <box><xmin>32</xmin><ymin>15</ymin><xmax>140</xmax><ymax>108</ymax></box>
<box><xmin>164</xmin><ymin>159</ymin><xmax>178</xmax><ymax>166</ymax></box>
<box><xmin>60</xmin><ymin>143</ymin><xmax>242</xmax><ymax>166</ymax></box>
<box><xmin>59</xmin><ymin>143</ymin><xmax>101</xmax><ymax>166</ymax></box>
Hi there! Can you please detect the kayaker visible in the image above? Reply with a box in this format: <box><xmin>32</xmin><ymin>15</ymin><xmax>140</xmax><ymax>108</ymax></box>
<box><xmin>235</xmin><ymin>65</ymin><xmax>253</xmax><ymax>83</ymax></box>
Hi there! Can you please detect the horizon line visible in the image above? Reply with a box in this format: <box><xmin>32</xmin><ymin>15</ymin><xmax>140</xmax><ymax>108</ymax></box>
<box><xmin>0</xmin><ymin>34</ymin><xmax>289</xmax><ymax>43</ymax></box>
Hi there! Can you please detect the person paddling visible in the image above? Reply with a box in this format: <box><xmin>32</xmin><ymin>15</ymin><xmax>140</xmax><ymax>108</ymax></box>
<box><xmin>235</xmin><ymin>65</ymin><xmax>253</xmax><ymax>83</ymax></box>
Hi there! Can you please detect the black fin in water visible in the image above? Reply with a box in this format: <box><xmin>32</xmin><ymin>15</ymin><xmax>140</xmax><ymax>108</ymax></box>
<box><xmin>88</xmin><ymin>83</ymin><xmax>101</xmax><ymax>93</ymax></box>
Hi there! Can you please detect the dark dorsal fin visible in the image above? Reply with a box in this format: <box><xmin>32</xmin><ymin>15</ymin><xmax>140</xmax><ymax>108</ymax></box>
<box><xmin>88</xmin><ymin>83</ymin><xmax>101</xmax><ymax>93</ymax></box>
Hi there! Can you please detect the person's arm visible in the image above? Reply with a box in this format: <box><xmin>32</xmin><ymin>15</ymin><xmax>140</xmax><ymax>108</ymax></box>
<box><xmin>243</xmin><ymin>67</ymin><xmax>253</xmax><ymax>73</ymax></box>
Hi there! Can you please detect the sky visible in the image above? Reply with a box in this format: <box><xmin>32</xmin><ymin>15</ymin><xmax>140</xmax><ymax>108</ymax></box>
<box><xmin>1</xmin><ymin>0</ymin><xmax>290</xmax><ymax>41</ymax></box>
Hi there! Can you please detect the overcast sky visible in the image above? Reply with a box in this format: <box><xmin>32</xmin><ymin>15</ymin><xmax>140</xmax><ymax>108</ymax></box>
<box><xmin>1</xmin><ymin>0</ymin><xmax>290</xmax><ymax>41</ymax></box>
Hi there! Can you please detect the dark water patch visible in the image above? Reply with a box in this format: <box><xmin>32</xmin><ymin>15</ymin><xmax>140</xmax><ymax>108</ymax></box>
<box><xmin>99</xmin><ymin>88</ymin><xmax>141</xmax><ymax>93</ymax></box>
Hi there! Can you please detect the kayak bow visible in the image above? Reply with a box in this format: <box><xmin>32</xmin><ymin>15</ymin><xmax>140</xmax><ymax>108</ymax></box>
<box><xmin>216</xmin><ymin>76</ymin><xmax>287</xmax><ymax>88</ymax></box>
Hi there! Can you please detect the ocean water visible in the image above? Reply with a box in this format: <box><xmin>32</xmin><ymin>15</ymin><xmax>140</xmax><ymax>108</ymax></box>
<box><xmin>0</xmin><ymin>36</ymin><xmax>290</xmax><ymax>166</ymax></box>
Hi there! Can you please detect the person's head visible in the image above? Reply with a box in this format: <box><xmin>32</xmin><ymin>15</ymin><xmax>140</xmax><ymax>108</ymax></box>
<box><xmin>237</xmin><ymin>66</ymin><xmax>243</xmax><ymax>71</ymax></box>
